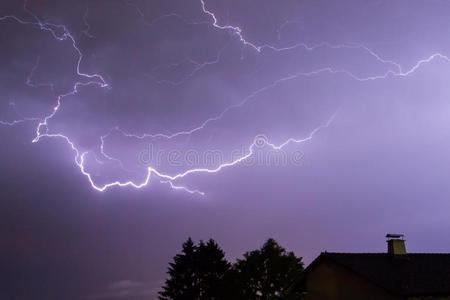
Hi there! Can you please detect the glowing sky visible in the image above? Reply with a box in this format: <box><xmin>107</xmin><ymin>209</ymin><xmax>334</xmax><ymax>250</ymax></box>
<box><xmin>2</xmin><ymin>0</ymin><xmax>450</xmax><ymax>299</ymax></box>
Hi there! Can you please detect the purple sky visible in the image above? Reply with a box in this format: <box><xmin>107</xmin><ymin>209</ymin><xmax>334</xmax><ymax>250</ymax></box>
<box><xmin>2</xmin><ymin>0</ymin><xmax>450</xmax><ymax>298</ymax></box>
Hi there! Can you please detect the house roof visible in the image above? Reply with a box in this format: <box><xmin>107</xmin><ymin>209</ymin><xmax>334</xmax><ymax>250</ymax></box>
<box><xmin>305</xmin><ymin>252</ymin><xmax>450</xmax><ymax>297</ymax></box>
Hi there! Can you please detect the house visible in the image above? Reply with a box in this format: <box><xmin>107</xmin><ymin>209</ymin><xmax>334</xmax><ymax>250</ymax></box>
<box><xmin>299</xmin><ymin>234</ymin><xmax>450</xmax><ymax>300</ymax></box>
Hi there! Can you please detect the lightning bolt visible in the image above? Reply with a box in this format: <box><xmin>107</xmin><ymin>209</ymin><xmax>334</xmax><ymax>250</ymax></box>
<box><xmin>79</xmin><ymin>114</ymin><xmax>335</xmax><ymax>193</ymax></box>
<box><xmin>2</xmin><ymin>0</ymin><xmax>449</xmax><ymax>196</ymax></box>
<box><xmin>109</xmin><ymin>49</ymin><xmax>444</xmax><ymax>143</ymax></box>
<box><xmin>161</xmin><ymin>181</ymin><xmax>206</xmax><ymax>196</ymax></box>
<box><xmin>82</xmin><ymin>6</ymin><xmax>95</xmax><ymax>39</ymax></box>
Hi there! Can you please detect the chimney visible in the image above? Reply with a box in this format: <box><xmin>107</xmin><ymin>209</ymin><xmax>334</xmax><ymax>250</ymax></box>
<box><xmin>386</xmin><ymin>234</ymin><xmax>406</xmax><ymax>255</ymax></box>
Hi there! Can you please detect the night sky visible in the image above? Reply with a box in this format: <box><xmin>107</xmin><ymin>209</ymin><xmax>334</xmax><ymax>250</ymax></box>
<box><xmin>2</xmin><ymin>0</ymin><xmax>450</xmax><ymax>299</ymax></box>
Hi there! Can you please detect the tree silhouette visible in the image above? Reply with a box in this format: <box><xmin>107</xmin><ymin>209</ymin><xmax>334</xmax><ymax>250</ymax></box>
<box><xmin>159</xmin><ymin>238</ymin><xmax>198</xmax><ymax>300</ymax></box>
<box><xmin>226</xmin><ymin>238</ymin><xmax>304</xmax><ymax>299</ymax></box>
<box><xmin>159</xmin><ymin>238</ymin><xmax>230</xmax><ymax>300</ymax></box>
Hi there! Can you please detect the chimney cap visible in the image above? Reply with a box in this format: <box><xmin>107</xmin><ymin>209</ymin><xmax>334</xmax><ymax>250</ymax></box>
<box><xmin>386</xmin><ymin>233</ymin><xmax>404</xmax><ymax>239</ymax></box>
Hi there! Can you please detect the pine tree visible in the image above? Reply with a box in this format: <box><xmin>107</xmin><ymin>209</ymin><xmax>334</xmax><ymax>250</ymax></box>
<box><xmin>159</xmin><ymin>238</ymin><xmax>198</xmax><ymax>300</ymax></box>
<box><xmin>159</xmin><ymin>238</ymin><xmax>230</xmax><ymax>300</ymax></box>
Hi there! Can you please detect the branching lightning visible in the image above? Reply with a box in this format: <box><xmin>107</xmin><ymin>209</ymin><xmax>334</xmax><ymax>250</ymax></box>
<box><xmin>2</xmin><ymin>0</ymin><xmax>449</xmax><ymax>196</ymax></box>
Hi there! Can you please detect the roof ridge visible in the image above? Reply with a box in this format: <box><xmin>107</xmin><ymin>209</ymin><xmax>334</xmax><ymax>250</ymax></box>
<box><xmin>322</xmin><ymin>252</ymin><xmax>387</xmax><ymax>255</ymax></box>
<box><xmin>322</xmin><ymin>252</ymin><xmax>450</xmax><ymax>255</ymax></box>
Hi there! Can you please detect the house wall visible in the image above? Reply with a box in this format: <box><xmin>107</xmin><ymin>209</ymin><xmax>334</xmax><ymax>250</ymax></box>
<box><xmin>305</xmin><ymin>260</ymin><xmax>400</xmax><ymax>300</ymax></box>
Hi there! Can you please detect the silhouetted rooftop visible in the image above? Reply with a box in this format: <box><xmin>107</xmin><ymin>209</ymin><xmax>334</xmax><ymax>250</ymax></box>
<box><xmin>307</xmin><ymin>252</ymin><xmax>450</xmax><ymax>296</ymax></box>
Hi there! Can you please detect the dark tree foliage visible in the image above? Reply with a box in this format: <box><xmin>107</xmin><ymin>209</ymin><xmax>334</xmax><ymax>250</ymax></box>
<box><xmin>226</xmin><ymin>238</ymin><xmax>304</xmax><ymax>300</ymax></box>
<box><xmin>159</xmin><ymin>238</ymin><xmax>230</xmax><ymax>300</ymax></box>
